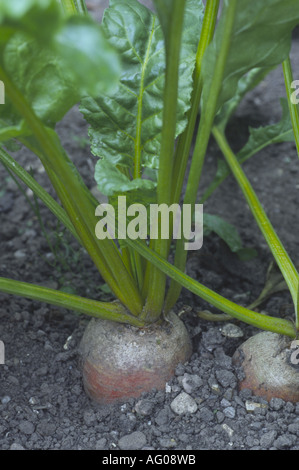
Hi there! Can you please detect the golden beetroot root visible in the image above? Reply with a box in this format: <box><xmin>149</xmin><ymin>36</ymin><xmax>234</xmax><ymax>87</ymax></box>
<box><xmin>232</xmin><ymin>331</ymin><xmax>299</xmax><ymax>403</ymax></box>
<box><xmin>78</xmin><ymin>312</ymin><xmax>192</xmax><ymax>404</ymax></box>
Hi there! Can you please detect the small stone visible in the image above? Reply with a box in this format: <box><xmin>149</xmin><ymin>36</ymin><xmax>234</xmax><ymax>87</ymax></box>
<box><xmin>245</xmin><ymin>401</ymin><xmax>268</xmax><ymax>412</ymax></box>
<box><xmin>199</xmin><ymin>406</ymin><xmax>214</xmax><ymax>422</ymax></box>
<box><xmin>181</xmin><ymin>373</ymin><xmax>203</xmax><ymax>394</ymax></box>
<box><xmin>260</xmin><ymin>430</ymin><xmax>277</xmax><ymax>448</ymax></box>
<box><xmin>159</xmin><ymin>438</ymin><xmax>177</xmax><ymax>448</ymax></box>
<box><xmin>29</xmin><ymin>397</ymin><xmax>38</xmax><ymax>405</ymax></box>
<box><xmin>118</xmin><ymin>431</ymin><xmax>147</xmax><ymax>450</ymax></box>
<box><xmin>269</xmin><ymin>397</ymin><xmax>284</xmax><ymax>411</ymax></box>
<box><xmin>220</xmin><ymin>323</ymin><xmax>244</xmax><ymax>338</ymax></box>
<box><xmin>83</xmin><ymin>409</ymin><xmax>96</xmax><ymax>426</ymax></box>
<box><xmin>19</xmin><ymin>420</ymin><xmax>35</xmax><ymax>435</ymax></box>
<box><xmin>95</xmin><ymin>438</ymin><xmax>107</xmax><ymax>450</ymax></box>
<box><xmin>221</xmin><ymin>398</ymin><xmax>231</xmax><ymax>408</ymax></box>
<box><xmin>274</xmin><ymin>435</ymin><xmax>293</xmax><ymax>450</ymax></box>
<box><xmin>134</xmin><ymin>399</ymin><xmax>154</xmax><ymax>416</ymax></box>
<box><xmin>1</xmin><ymin>395</ymin><xmax>11</xmax><ymax>405</ymax></box>
<box><xmin>288</xmin><ymin>422</ymin><xmax>299</xmax><ymax>435</ymax></box>
<box><xmin>216</xmin><ymin>411</ymin><xmax>225</xmax><ymax>423</ymax></box>
<box><xmin>14</xmin><ymin>249</ymin><xmax>26</xmax><ymax>259</ymax></box>
<box><xmin>222</xmin><ymin>423</ymin><xmax>234</xmax><ymax>438</ymax></box>
<box><xmin>36</xmin><ymin>420</ymin><xmax>56</xmax><ymax>436</ymax></box>
<box><xmin>170</xmin><ymin>392</ymin><xmax>198</xmax><ymax>415</ymax></box>
<box><xmin>155</xmin><ymin>406</ymin><xmax>171</xmax><ymax>426</ymax></box>
<box><xmin>215</xmin><ymin>370</ymin><xmax>237</xmax><ymax>388</ymax></box>
<box><xmin>210</xmin><ymin>383</ymin><xmax>221</xmax><ymax>394</ymax></box>
<box><xmin>10</xmin><ymin>443</ymin><xmax>25</xmax><ymax>450</ymax></box>
<box><xmin>223</xmin><ymin>406</ymin><xmax>236</xmax><ymax>418</ymax></box>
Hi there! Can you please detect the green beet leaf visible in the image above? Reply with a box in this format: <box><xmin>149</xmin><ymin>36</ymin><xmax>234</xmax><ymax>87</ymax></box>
<box><xmin>237</xmin><ymin>99</ymin><xmax>295</xmax><ymax>161</ymax></box>
<box><xmin>215</xmin><ymin>67</ymin><xmax>275</xmax><ymax>132</ymax></box>
<box><xmin>201</xmin><ymin>0</ymin><xmax>299</xmax><ymax>118</ymax></box>
<box><xmin>0</xmin><ymin>0</ymin><xmax>121</xmax><ymax>139</ymax></box>
<box><xmin>80</xmin><ymin>0</ymin><xmax>204</xmax><ymax>202</ymax></box>
<box><xmin>0</xmin><ymin>0</ymin><xmax>62</xmax><ymax>42</ymax></box>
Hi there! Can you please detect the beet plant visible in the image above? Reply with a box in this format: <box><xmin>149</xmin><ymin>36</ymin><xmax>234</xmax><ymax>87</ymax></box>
<box><xmin>0</xmin><ymin>0</ymin><xmax>299</xmax><ymax>403</ymax></box>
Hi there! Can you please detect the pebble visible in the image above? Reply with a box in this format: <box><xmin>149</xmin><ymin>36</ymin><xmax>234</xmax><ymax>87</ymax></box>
<box><xmin>95</xmin><ymin>438</ymin><xmax>107</xmax><ymax>450</ymax></box>
<box><xmin>10</xmin><ymin>443</ymin><xmax>25</xmax><ymax>450</ymax></box>
<box><xmin>118</xmin><ymin>431</ymin><xmax>147</xmax><ymax>450</ymax></box>
<box><xmin>215</xmin><ymin>369</ymin><xmax>237</xmax><ymax>388</ymax></box>
<box><xmin>223</xmin><ymin>406</ymin><xmax>236</xmax><ymax>418</ymax></box>
<box><xmin>198</xmin><ymin>406</ymin><xmax>214</xmax><ymax>422</ymax></box>
<box><xmin>36</xmin><ymin>420</ymin><xmax>57</xmax><ymax>436</ymax></box>
<box><xmin>220</xmin><ymin>323</ymin><xmax>244</xmax><ymax>338</ymax></box>
<box><xmin>134</xmin><ymin>399</ymin><xmax>154</xmax><ymax>416</ymax></box>
<box><xmin>83</xmin><ymin>409</ymin><xmax>96</xmax><ymax>426</ymax></box>
<box><xmin>14</xmin><ymin>249</ymin><xmax>26</xmax><ymax>259</ymax></box>
<box><xmin>158</xmin><ymin>438</ymin><xmax>177</xmax><ymax>448</ymax></box>
<box><xmin>245</xmin><ymin>401</ymin><xmax>268</xmax><ymax>412</ymax></box>
<box><xmin>274</xmin><ymin>435</ymin><xmax>294</xmax><ymax>449</ymax></box>
<box><xmin>269</xmin><ymin>398</ymin><xmax>284</xmax><ymax>411</ymax></box>
<box><xmin>19</xmin><ymin>420</ymin><xmax>35</xmax><ymax>435</ymax></box>
<box><xmin>1</xmin><ymin>395</ymin><xmax>11</xmax><ymax>405</ymax></box>
<box><xmin>180</xmin><ymin>373</ymin><xmax>203</xmax><ymax>394</ymax></box>
<box><xmin>222</xmin><ymin>423</ymin><xmax>234</xmax><ymax>438</ymax></box>
<box><xmin>170</xmin><ymin>392</ymin><xmax>198</xmax><ymax>415</ymax></box>
<box><xmin>288</xmin><ymin>422</ymin><xmax>299</xmax><ymax>435</ymax></box>
<box><xmin>260</xmin><ymin>430</ymin><xmax>277</xmax><ymax>448</ymax></box>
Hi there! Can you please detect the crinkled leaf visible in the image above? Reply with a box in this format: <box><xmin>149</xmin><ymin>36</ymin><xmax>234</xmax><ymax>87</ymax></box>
<box><xmin>237</xmin><ymin>99</ymin><xmax>295</xmax><ymax>161</ymax></box>
<box><xmin>3</xmin><ymin>32</ymin><xmax>80</xmax><ymax>127</ymax></box>
<box><xmin>201</xmin><ymin>0</ymin><xmax>299</xmax><ymax>117</ymax></box>
<box><xmin>95</xmin><ymin>159</ymin><xmax>156</xmax><ymax>197</ymax></box>
<box><xmin>80</xmin><ymin>0</ymin><xmax>204</xmax><ymax>200</ymax></box>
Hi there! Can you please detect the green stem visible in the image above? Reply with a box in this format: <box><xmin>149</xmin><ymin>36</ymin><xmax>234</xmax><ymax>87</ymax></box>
<box><xmin>171</xmin><ymin>0</ymin><xmax>220</xmax><ymax>207</ymax></box>
<box><xmin>165</xmin><ymin>0</ymin><xmax>238</xmax><ymax>312</ymax></box>
<box><xmin>212</xmin><ymin>125</ymin><xmax>299</xmax><ymax>328</ymax></box>
<box><xmin>0</xmin><ymin>277</ymin><xmax>144</xmax><ymax>327</ymax></box>
<box><xmin>124</xmin><ymin>238</ymin><xmax>296</xmax><ymax>337</ymax></box>
<box><xmin>59</xmin><ymin>0</ymin><xmax>88</xmax><ymax>15</ymax></box>
<box><xmin>282</xmin><ymin>57</ymin><xmax>299</xmax><ymax>157</ymax></box>
<box><xmin>0</xmin><ymin>65</ymin><xmax>143</xmax><ymax>317</ymax></box>
<box><xmin>143</xmin><ymin>0</ymin><xmax>187</xmax><ymax>322</ymax></box>
<box><xmin>0</xmin><ymin>146</ymin><xmax>80</xmax><ymax>242</ymax></box>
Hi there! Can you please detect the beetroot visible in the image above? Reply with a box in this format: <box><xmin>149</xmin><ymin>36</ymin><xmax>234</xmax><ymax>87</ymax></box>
<box><xmin>233</xmin><ymin>331</ymin><xmax>299</xmax><ymax>403</ymax></box>
<box><xmin>78</xmin><ymin>312</ymin><xmax>192</xmax><ymax>404</ymax></box>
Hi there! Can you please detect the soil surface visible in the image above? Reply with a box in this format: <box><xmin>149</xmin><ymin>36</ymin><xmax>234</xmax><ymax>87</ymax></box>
<box><xmin>1</xmin><ymin>1</ymin><xmax>299</xmax><ymax>452</ymax></box>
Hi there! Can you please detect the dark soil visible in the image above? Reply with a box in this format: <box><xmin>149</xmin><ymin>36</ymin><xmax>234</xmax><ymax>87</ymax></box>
<box><xmin>1</xmin><ymin>0</ymin><xmax>299</xmax><ymax>452</ymax></box>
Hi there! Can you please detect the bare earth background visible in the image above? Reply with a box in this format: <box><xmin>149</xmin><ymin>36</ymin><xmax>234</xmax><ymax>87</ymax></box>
<box><xmin>0</xmin><ymin>0</ymin><xmax>299</xmax><ymax>451</ymax></box>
